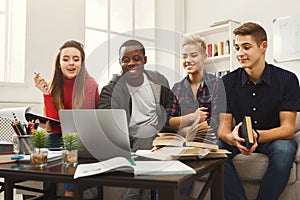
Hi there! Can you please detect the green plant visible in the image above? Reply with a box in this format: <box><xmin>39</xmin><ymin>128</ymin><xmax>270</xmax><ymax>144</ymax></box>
<box><xmin>30</xmin><ymin>129</ymin><xmax>50</xmax><ymax>152</ymax></box>
<box><xmin>61</xmin><ymin>133</ymin><xmax>81</xmax><ymax>151</ymax></box>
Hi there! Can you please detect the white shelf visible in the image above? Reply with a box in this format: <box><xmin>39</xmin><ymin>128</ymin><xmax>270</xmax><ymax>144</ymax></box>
<box><xmin>206</xmin><ymin>54</ymin><xmax>230</xmax><ymax>63</ymax></box>
<box><xmin>197</xmin><ymin>21</ymin><xmax>241</xmax><ymax>77</ymax></box>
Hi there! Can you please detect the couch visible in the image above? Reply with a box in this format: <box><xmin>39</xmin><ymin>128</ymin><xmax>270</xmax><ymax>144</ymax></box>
<box><xmin>190</xmin><ymin>112</ymin><xmax>300</xmax><ymax>200</ymax></box>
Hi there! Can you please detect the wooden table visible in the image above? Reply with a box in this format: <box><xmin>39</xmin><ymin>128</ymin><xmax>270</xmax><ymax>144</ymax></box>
<box><xmin>0</xmin><ymin>158</ymin><xmax>225</xmax><ymax>200</ymax></box>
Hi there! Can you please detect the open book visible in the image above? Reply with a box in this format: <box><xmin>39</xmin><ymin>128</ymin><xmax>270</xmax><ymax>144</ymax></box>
<box><xmin>0</xmin><ymin>106</ymin><xmax>60</xmax><ymax>126</ymax></box>
<box><xmin>74</xmin><ymin>157</ymin><xmax>196</xmax><ymax>179</ymax></box>
<box><xmin>154</xmin><ymin>118</ymin><xmax>218</xmax><ymax>150</ymax></box>
<box><xmin>152</xmin><ymin>118</ymin><xmax>218</xmax><ymax>149</ymax></box>
<box><xmin>153</xmin><ymin>132</ymin><xmax>218</xmax><ymax>150</ymax></box>
<box><xmin>135</xmin><ymin>147</ymin><xmax>230</xmax><ymax>161</ymax></box>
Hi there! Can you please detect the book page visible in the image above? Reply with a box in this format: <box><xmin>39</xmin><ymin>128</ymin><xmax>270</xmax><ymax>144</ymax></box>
<box><xmin>0</xmin><ymin>106</ymin><xmax>60</xmax><ymax>125</ymax></box>
<box><xmin>74</xmin><ymin>157</ymin><xmax>134</xmax><ymax>179</ymax></box>
<box><xmin>135</xmin><ymin>147</ymin><xmax>210</xmax><ymax>161</ymax></box>
<box><xmin>134</xmin><ymin>160</ymin><xmax>196</xmax><ymax>175</ymax></box>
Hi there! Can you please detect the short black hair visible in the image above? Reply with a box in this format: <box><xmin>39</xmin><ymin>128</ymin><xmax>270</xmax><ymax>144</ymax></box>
<box><xmin>119</xmin><ymin>39</ymin><xmax>145</xmax><ymax>56</ymax></box>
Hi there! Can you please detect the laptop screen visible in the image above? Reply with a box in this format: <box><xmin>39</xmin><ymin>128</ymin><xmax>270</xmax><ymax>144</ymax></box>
<box><xmin>59</xmin><ymin>109</ymin><xmax>132</xmax><ymax>162</ymax></box>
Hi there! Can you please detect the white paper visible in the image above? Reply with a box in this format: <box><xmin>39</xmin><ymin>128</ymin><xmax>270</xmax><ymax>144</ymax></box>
<box><xmin>74</xmin><ymin>157</ymin><xmax>134</xmax><ymax>179</ymax></box>
<box><xmin>134</xmin><ymin>160</ymin><xmax>196</xmax><ymax>175</ymax></box>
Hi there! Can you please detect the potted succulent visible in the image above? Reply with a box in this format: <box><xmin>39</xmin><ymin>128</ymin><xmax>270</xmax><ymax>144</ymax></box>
<box><xmin>30</xmin><ymin>129</ymin><xmax>50</xmax><ymax>168</ymax></box>
<box><xmin>61</xmin><ymin>133</ymin><xmax>81</xmax><ymax>167</ymax></box>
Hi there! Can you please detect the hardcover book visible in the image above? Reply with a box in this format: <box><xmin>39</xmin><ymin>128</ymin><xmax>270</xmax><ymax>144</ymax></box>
<box><xmin>207</xmin><ymin>43</ymin><xmax>213</xmax><ymax>57</ymax></box>
<box><xmin>238</xmin><ymin>116</ymin><xmax>254</xmax><ymax>149</ymax></box>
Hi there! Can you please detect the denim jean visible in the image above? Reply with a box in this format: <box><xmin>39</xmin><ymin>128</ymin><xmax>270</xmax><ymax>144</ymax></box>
<box><xmin>217</xmin><ymin>139</ymin><xmax>298</xmax><ymax>200</ymax></box>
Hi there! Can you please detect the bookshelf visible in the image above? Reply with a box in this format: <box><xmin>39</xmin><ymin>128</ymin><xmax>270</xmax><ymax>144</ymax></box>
<box><xmin>197</xmin><ymin>21</ymin><xmax>241</xmax><ymax>77</ymax></box>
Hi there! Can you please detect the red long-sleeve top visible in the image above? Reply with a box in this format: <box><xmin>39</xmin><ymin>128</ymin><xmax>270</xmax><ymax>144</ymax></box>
<box><xmin>43</xmin><ymin>77</ymin><xmax>99</xmax><ymax>133</ymax></box>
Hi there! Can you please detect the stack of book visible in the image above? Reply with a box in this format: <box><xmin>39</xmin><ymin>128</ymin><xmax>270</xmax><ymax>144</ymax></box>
<box><xmin>0</xmin><ymin>141</ymin><xmax>14</xmax><ymax>154</ymax></box>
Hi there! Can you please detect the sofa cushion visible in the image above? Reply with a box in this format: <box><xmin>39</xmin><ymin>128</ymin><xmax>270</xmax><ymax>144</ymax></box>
<box><xmin>233</xmin><ymin>153</ymin><xmax>296</xmax><ymax>184</ymax></box>
<box><xmin>294</xmin><ymin>131</ymin><xmax>300</xmax><ymax>162</ymax></box>
<box><xmin>295</xmin><ymin>112</ymin><xmax>300</xmax><ymax>132</ymax></box>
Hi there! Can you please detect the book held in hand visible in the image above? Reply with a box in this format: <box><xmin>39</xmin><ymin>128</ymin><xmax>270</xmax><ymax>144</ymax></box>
<box><xmin>239</xmin><ymin>116</ymin><xmax>254</xmax><ymax>149</ymax></box>
<box><xmin>0</xmin><ymin>106</ymin><xmax>60</xmax><ymax>126</ymax></box>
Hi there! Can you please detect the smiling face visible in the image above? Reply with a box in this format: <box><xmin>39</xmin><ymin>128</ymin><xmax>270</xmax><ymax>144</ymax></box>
<box><xmin>181</xmin><ymin>44</ymin><xmax>206</xmax><ymax>74</ymax></box>
<box><xmin>234</xmin><ymin>35</ymin><xmax>267</xmax><ymax>70</ymax></box>
<box><xmin>59</xmin><ymin>47</ymin><xmax>82</xmax><ymax>79</ymax></box>
<box><xmin>119</xmin><ymin>45</ymin><xmax>147</xmax><ymax>82</ymax></box>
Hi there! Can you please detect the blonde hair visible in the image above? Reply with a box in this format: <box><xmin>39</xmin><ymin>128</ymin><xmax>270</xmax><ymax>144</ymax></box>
<box><xmin>180</xmin><ymin>33</ymin><xmax>207</xmax><ymax>55</ymax></box>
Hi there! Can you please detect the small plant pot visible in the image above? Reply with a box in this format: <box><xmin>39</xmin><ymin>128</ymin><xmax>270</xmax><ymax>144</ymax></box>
<box><xmin>62</xmin><ymin>150</ymin><xmax>78</xmax><ymax>167</ymax></box>
<box><xmin>30</xmin><ymin>148</ymin><xmax>48</xmax><ymax>168</ymax></box>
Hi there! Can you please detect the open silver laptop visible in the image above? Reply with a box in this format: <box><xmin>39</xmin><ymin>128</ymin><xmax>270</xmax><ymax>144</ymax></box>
<box><xmin>58</xmin><ymin>109</ymin><xmax>132</xmax><ymax>162</ymax></box>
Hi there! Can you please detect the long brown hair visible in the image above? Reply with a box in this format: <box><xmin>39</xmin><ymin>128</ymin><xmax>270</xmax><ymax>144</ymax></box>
<box><xmin>49</xmin><ymin>40</ymin><xmax>89</xmax><ymax>110</ymax></box>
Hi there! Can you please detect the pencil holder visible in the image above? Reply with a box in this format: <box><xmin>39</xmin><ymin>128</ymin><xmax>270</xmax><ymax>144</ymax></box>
<box><xmin>17</xmin><ymin>135</ymin><xmax>32</xmax><ymax>155</ymax></box>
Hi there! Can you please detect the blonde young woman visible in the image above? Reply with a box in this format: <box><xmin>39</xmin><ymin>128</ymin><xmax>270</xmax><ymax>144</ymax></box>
<box><xmin>164</xmin><ymin>33</ymin><xmax>219</xmax><ymax>136</ymax></box>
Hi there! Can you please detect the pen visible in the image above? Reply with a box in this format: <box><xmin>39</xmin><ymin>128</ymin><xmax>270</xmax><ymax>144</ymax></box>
<box><xmin>128</xmin><ymin>158</ymin><xmax>136</xmax><ymax>166</ymax></box>
<box><xmin>12</xmin><ymin>113</ymin><xmax>26</xmax><ymax>135</ymax></box>
<box><xmin>34</xmin><ymin>72</ymin><xmax>48</xmax><ymax>91</ymax></box>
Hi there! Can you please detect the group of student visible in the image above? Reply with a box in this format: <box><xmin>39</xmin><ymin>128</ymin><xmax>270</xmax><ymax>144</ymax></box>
<box><xmin>33</xmin><ymin>21</ymin><xmax>300</xmax><ymax>200</ymax></box>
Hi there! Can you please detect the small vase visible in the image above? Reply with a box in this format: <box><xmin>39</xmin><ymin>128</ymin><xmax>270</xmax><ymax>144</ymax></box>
<box><xmin>30</xmin><ymin>148</ymin><xmax>48</xmax><ymax>168</ymax></box>
<box><xmin>62</xmin><ymin>150</ymin><xmax>78</xmax><ymax>167</ymax></box>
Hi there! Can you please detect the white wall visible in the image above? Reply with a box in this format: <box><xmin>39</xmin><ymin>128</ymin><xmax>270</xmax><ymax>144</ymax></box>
<box><xmin>0</xmin><ymin>0</ymin><xmax>85</xmax><ymax>113</ymax></box>
<box><xmin>2</xmin><ymin>0</ymin><xmax>299</xmax><ymax>111</ymax></box>
<box><xmin>155</xmin><ymin>0</ymin><xmax>185</xmax><ymax>86</ymax></box>
<box><xmin>185</xmin><ymin>0</ymin><xmax>300</xmax><ymax>80</ymax></box>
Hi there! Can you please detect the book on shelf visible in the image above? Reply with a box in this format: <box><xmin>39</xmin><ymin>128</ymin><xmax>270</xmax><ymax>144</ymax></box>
<box><xmin>153</xmin><ymin>119</ymin><xmax>218</xmax><ymax>151</ymax></box>
<box><xmin>238</xmin><ymin>116</ymin><xmax>254</xmax><ymax>149</ymax></box>
<box><xmin>73</xmin><ymin>157</ymin><xmax>196</xmax><ymax>179</ymax></box>
<box><xmin>0</xmin><ymin>106</ymin><xmax>60</xmax><ymax>126</ymax></box>
<box><xmin>225</xmin><ymin>40</ymin><xmax>230</xmax><ymax>54</ymax></box>
<box><xmin>213</xmin><ymin>43</ymin><xmax>218</xmax><ymax>56</ymax></box>
<box><xmin>218</xmin><ymin>41</ymin><xmax>225</xmax><ymax>56</ymax></box>
<box><xmin>216</xmin><ymin>70</ymin><xmax>230</xmax><ymax>77</ymax></box>
<box><xmin>207</xmin><ymin>43</ymin><xmax>213</xmax><ymax>57</ymax></box>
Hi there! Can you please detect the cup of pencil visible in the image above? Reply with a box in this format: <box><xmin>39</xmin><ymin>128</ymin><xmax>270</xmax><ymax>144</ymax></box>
<box><xmin>16</xmin><ymin>135</ymin><xmax>32</xmax><ymax>155</ymax></box>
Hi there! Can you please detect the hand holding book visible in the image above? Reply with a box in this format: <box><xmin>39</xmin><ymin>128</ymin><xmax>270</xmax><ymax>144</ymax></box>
<box><xmin>238</xmin><ymin>116</ymin><xmax>259</xmax><ymax>149</ymax></box>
